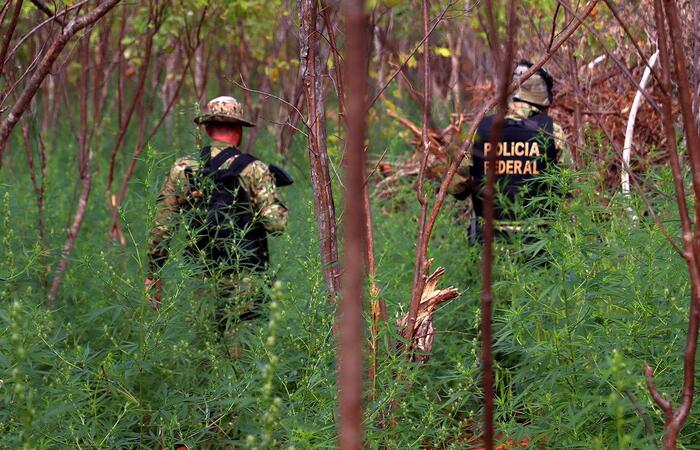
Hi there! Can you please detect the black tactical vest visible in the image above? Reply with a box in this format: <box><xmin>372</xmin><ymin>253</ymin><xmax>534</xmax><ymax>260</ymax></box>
<box><xmin>183</xmin><ymin>146</ymin><xmax>269</xmax><ymax>272</ymax></box>
<box><xmin>471</xmin><ymin>113</ymin><xmax>558</xmax><ymax>221</ymax></box>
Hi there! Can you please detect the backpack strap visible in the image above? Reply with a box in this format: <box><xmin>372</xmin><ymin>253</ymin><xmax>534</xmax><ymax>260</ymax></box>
<box><xmin>199</xmin><ymin>146</ymin><xmax>242</xmax><ymax>177</ymax></box>
<box><xmin>199</xmin><ymin>145</ymin><xmax>258</xmax><ymax>179</ymax></box>
<box><xmin>226</xmin><ymin>153</ymin><xmax>258</xmax><ymax>177</ymax></box>
<box><xmin>208</xmin><ymin>147</ymin><xmax>241</xmax><ymax>171</ymax></box>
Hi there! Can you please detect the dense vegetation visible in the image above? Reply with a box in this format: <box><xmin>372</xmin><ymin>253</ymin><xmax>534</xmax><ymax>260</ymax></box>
<box><xmin>2</xmin><ymin>0</ymin><xmax>700</xmax><ymax>448</ymax></box>
<box><xmin>0</xmin><ymin>111</ymin><xmax>696</xmax><ymax>448</ymax></box>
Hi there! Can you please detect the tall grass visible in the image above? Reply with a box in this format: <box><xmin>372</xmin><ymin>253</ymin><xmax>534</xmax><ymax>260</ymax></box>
<box><xmin>0</xmin><ymin>112</ymin><xmax>697</xmax><ymax>448</ymax></box>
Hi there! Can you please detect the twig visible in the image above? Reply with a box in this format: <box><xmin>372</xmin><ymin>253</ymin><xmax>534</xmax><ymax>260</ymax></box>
<box><xmin>557</xmin><ymin>0</ymin><xmax>662</xmax><ymax>116</ymax></box>
<box><xmin>367</xmin><ymin>1</ymin><xmax>457</xmax><ymax>111</ymax></box>
<box><xmin>546</xmin><ymin>2</ymin><xmax>561</xmax><ymax>52</ymax></box>
<box><xmin>6</xmin><ymin>1</ymin><xmax>90</xmax><ymax>65</ymax></box>
<box><xmin>29</xmin><ymin>0</ymin><xmax>67</xmax><ymax>26</ymax></box>
<box><xmin>623</xmin><ymin>389</ymin><xmax>655</xmax><ymax>439</ymax></box>
<box><xmin>602</xmin><ymin>0</ymin><xmax>664</xmax><ymax>94</ymax></box>
<box><xmin>233</xmin><ymin>78</ymin><xmax>310</xmax><ymax>130</ymax></box>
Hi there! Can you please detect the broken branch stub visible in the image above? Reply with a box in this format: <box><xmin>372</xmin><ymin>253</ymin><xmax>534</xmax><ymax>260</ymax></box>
<box><xmin>396</xmin><ymin>264</ymin><xmax>460</xmax><ymax>362</ymax></box>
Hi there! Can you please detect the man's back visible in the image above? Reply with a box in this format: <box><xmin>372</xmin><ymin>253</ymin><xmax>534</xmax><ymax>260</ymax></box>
<box><xmin>147</xmin><ymin>141</ymin><xmax>288</xmax><ymax>275</ymax></box>
<box><xmin>470</xmin><ymin>109</ymin><xmax>559</xmax><ymax>221</ymax></box>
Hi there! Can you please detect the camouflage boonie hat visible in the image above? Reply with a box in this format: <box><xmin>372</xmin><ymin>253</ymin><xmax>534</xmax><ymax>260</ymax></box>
<box><xmin>511</xmin><ymin>60</ymin><xmax>553</xmax><ymax>108</ymax></box>
<box><xmin>194</xmin><ymin>96</ymin><xmax>255</xmax><ymax>127</ymax></box>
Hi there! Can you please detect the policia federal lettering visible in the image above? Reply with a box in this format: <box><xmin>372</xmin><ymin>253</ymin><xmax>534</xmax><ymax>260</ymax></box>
<box><xmin>483</xmin><ymin>141</ymin><xmax>543</xmax><ymax>175</ymax></box>
<box><xmin>471</xmin><ymin>113</ymin><xmax>557</xmax><ymax>220</ymax></box>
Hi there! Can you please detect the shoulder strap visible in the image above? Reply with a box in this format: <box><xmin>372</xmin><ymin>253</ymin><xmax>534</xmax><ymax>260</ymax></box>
<box><xmin>227</xmin><ymin>153</ymin><xmax>258</xmax><ymax>177</ymax></box>
<box><xmin>210</xmin><ymin>147</ymin><xmax>241</xmax><ymax>171</ymax></box>
<box><xmin>199</xmin><ymin>145</ymin><xmax>212</xmax><ymax>162</ymax></box>
<box><xmin>200</xmin><ymin>146</ymin><xmax>242</xmax><ymax>175</ymax></box>
<box><xmin>524</xmin><ymin>113</ymin><xmax>553</xmax><ymax>133</ymax></box>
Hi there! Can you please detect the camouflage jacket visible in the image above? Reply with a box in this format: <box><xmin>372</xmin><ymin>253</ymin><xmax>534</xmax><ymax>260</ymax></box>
<box><xmin>147</xmin><ymin>141</ymin><xmax>288</xmax><ymax>273</ymax></box>
<box><xmin>448</xmin><ymin>100</ymin><xmax>572</xmax><ymax>199</ymax></box>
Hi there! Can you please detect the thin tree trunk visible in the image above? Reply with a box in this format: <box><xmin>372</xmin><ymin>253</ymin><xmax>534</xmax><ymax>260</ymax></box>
<box><xmin>106</xmin><ymin>22</ymin><xmax>155</xmax><ymax>195</ymax></box>
<box><xmin>20</xmin><ymin>119</ymin><xmax>47</xmax><ymax>287</ymax></box>
<box><xmin>277</xmin><ymin>76</ymin><xmax>305</xmax><ymax>153</ymax></box>
<box><xmin>47</xmin><ymin>34</ymin><xmax>94</xmax><ymax>307</ymax></box>
<box><xmin>47</xmin><ymin>146</ymin><xmax>92</xmax><ymax>307</ymax></box>
<box><xmin>0</xmin><ymin>0</ymin><xmax>25</xmax><ymax>79</ymax></box>
<box><xmin>644</xmin><ymin>1</ymin><xmax>700</xmax><ymax>447</ymax></box>
<box><xmin>478</xmin><ymin>2</ymin><xmax>516</xmax><ymax>447</ymax></box>
<box><xmin>403</xmin><ymin>0</ymin><xmax>432</xmax><ymax>349</ymax></box>
<box><xmin>338</xmin><ymin>1</ymin><xmax>369</xmax><ymax>447</ymax></box>
<box><xmin>299</xmin><ymin>0</ymin><xmax>340</xmax><ymax>301</ymax></box>
<box><xmin>245</xmin><ymin>16</ymin><xmax>289</xmax><ymax>154</ymax></box>
<box><xmin>622</xmin><ymin>50</ymin><xmax>659</xmax><ymax>197</ymax></box>
<box><xmin>564</xmin><ymin>14</ymin><xmax>584</xmax><ymax>166</ymax></box>
<box><xmin>194</xmin><ymin>41</ymin><xmax>207</xmax><ymax>103</ymax></box>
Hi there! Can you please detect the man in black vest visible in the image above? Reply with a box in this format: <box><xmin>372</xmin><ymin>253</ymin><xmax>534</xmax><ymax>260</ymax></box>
<box><xmin>145</xmin><ymin>96</ymin><xmax>289</xmax><ymax>352</ymax></box>
<box><xmin>449</xmin><ymin>60</ymin><xmax>571</xmax><ymax>241</ymax></box>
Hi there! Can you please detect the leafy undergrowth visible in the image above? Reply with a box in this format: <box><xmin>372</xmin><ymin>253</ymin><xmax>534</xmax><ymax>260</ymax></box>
<box><xmin>0</xmin><ymin>122</ymin><xmax>698</xmax><ymax>449</ymax></box>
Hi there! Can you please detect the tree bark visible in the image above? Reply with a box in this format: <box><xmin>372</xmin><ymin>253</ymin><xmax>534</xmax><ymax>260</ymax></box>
<box><xmin>299</xmin><ymin>0</ymin><xmax>340</xmax><ymax>301</ymax></box>
<box><xmin>339</xmin><ymin>1</ymin><xmax>369</xmax><ymax>447</ymax></box>
<box><xmin>643</xmin><ymin>1</ymin><xmax>700</xmax><ymax>447</ymax></box>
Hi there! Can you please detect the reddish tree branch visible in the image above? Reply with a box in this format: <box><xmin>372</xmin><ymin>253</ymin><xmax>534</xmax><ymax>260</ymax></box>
<box><xmin>640</xmin><ymin>1</ymin><xmax>700</xmax><ymax>447</ymax></box>
<box><xmin>106</xmin><ymin>11</ymin><xmax>156</xmax><ymax>194</ymax></box>
<box><xmin>0</xmin><ymin>0</ymin><xmax>24</xmax><ymax>79</ymax></box>
<box><xmin>0</xmin><ymin>0</ymin><xmax>121</xmax><ymax>164</ymax></box>
<box><xmin>402</xmin><ymin>0</ymin><xmax>433</xmax><ymax>348</ymax></box>
<box><xmin>29</xmin><ymin>0</ymin><xmax>67</xmax><ymax>26</ymax></box>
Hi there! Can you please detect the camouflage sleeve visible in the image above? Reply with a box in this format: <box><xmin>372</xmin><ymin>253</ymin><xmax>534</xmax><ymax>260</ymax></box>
<box><xmin>448</xmin><ymin>156</ymin><xmax>473</xmax><ymax>199</ymax></box>
<box><xmin>239</xmin><ymin>160</ymin><xmax>288</xmax><ymax>234</ymax></box>
<box><xmin>553</xmin><ymin>122</ymin><xmax>573</xmax><ymax>168</ymax></box>
<box><xmin>447</xmin><ymin>140</ymin><xmax>473</xmax><ymax>199</ymax></box>
<box><xmin>147</xmin><ymin>157</ymin><xmax>197</xmax><ymax>273</ymax></box>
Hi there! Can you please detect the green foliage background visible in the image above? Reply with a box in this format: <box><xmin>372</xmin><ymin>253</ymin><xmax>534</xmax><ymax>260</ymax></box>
<box><xmin>0</xmin><ymin>101</ymin><xmax>698</xmax><ymax>449</ymax></box>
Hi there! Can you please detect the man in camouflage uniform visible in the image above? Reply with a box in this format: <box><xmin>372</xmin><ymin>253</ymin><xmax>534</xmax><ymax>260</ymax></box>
<box><xmin>145</xmin><ymin>96</ymin><xmax>288</xmax><ymax>342</ymax></box>
<box><xmin>449</xmin><ymin>60</ymin><xmax>571</xmax><ymax>242</ymax></box>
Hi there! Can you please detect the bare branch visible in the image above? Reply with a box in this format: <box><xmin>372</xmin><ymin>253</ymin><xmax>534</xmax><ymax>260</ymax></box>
<box><xmin>367</xmin><ymin>1</ymin><xmax>457</xmax><ymax>111</ymax></box>
<box><xmin>644</xmin><ymin>362</ymin><xmax>672</xmax><ymax>413</ymax></box>
<box><xmin>0</xmin><ymin>0</ymin><xmax>25</xmax><ymax>79</ymax></box>
<box><xmin>0</xmin><ymin>0</ymin><xmax>122</xmax><ymax>164</ymax></box>
<box><xmin>29</xmin><ymin>0</ymin><xmax>67</xmax><ymax>26</ymax></box>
